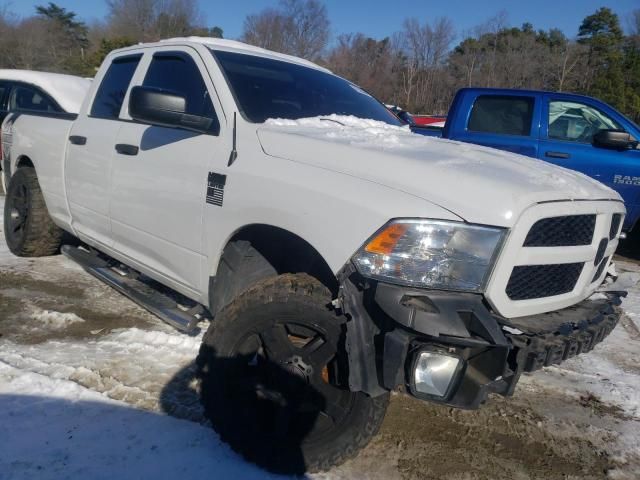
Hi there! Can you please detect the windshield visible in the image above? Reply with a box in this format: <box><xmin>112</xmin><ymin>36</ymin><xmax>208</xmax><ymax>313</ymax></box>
<box><xmin>212</xmin><ymin>49</ymin><xmax>401</xmax><ymax>125</ymax></box>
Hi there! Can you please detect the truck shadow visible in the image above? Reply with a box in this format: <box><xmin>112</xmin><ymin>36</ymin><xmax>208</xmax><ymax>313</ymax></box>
<box><xmin>159</xmin><ymin>344</ymin><xmax>324</xmax><ymax>476</ymax></box>
<box><xmin>0</xmin><ymin>392</ymin><xmax>293</xmax><ymax>479</ymax></box>
<box><xmin>139</xmin><ymin>126</ymin><xmax>199</xmax><ymax>151</ymax></box>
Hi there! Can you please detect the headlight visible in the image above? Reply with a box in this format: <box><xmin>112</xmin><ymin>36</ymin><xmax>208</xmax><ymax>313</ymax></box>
<box><xmin>352</xmin><ymin>219</ymin><xmax>505</xmax><ymax>292</ymax></box>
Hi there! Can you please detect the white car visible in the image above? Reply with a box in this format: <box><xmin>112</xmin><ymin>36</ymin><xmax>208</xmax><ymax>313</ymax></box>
<box><xmin>0</xmin><ymin>69</ymin><xmax>91</xmax><ymax>192</ymax></box>
<box><xmin>0</xmin><ymin>37</ymin><xmax>628</xmax><ymax>474</ymax></box>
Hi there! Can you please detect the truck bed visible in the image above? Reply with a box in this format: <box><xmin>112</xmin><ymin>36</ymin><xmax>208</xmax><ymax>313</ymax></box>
<box><xmin>2</xmin><ymin>111</ymin><xmax>76</xmax><ymax>228</ymax></box>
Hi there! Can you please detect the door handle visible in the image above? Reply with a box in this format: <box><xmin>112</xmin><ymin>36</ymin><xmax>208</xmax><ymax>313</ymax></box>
<box><xmin>115</xmin><ymin>144</ymin><xmax>139</xmax><ymax>156</ymax></box>
<box><xmin>69</xmin><ymin>135</ymin><xmax>87</xmax><ymax>146</ymax></box>
<box><xmin>545</xmin><ymin>151</ymin><xmax>570</xmax><ymax>159</ymax></box>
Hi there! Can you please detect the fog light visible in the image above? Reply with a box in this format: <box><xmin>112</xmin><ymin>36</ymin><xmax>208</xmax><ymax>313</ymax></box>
<box><xmin>412</xmin><ymin>350</ymin><xmax>461</xmax><ymax>398</ymax></box>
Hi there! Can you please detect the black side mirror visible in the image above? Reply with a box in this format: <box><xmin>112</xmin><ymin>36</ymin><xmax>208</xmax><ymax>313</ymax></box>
<box><xmin>129</xmin><ymin>86</ymin><xmax>213</xmax><ymax>133</ymax></box>
<box><xmin>593</xmin><ymin>129</ymin><xmax>639</xmax><ymax>151</ymax></box>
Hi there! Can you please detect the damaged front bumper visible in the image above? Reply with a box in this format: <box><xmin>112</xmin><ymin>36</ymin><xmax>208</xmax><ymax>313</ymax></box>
<box><xmin>339</xmin><ymin>266</ymin><xmax>627</xmax><ymax>409</ymax></box>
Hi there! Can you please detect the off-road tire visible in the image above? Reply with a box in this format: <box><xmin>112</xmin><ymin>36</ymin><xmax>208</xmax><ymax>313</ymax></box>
<box><xmin>4</xmin><ymin>167</ymin><xmax>63</xmax><ymax>256</ymax></box>
<box><xmin>208</xmin><ymin>240</ymin><xmax>277</xmax><ymax>316</ymax></box>
<box><xmin>197</xmin><ymin>273</ymin><xmax>389</xmax><ymax>474</ymax></box>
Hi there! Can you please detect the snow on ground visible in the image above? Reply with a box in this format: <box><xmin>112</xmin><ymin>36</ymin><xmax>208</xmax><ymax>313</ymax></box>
<box><xmin>0</xmin><ymin>195</ymin><xmax>290</xmax><ymax>479</ymax></box>
<box><xmin>0</xmin><ymin>327</ymin><xmax>205</xmax><ymax>415</ymax></box>
<box><xmin>29</xmin><ymin>308</ymin><xmax>85</xmax><ymax>329</ymax></box>
<box><xmin>0</xmin><ymin>363</ymin><xmax>282</xmax><ymax>480</ymax></box>
<box><xmin>1</xmin><ymin>193</ymin><xmax>640</xmax><ymax>478</ymax></box>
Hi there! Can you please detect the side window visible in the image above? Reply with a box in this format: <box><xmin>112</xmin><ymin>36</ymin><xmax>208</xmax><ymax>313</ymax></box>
<box><xmin>142</xmin><ymin>51</ymin><xmax>219</xmax><ymax>132</ymax></box>
<box><xmin>548</xmin><ymin>100</ymin><xmax>624</xmax><ymax>143</ymax></box>
<box><xmin>9</xmin><ymin>85</ymin><xmax>58</xmax><ymax>113</ymax></box>
<box><xmin>91</xmin><ymin>55</ymin><xmax>141</xmax><ymax>119</ymax></box>
<box><xmin>468</xmin><ymin>95</ymin><xmax>534</xmax><ymax>136</ymax></box>
<box><xmin>0</xmin><ymin>82</ymin><xmax>10</xmax><ymax>111</ymax></box>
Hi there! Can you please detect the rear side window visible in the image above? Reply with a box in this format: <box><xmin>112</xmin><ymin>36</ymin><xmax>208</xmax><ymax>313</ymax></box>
<box><xmin>142</xmin><ymin>52</ymin><xmax>219</xmax><ymax>132</ymax></box>
<box><xmin>91</xmin><ymin>55</ymin><xmax>141</xmax><ymax>119</ymax></box>
<box><xmin>9</xmin><ymin>85</ymin><xmax>58</xmax><ymax>112</ymax></box>
<box><xmin>468</xmin><ymin>95</ymin><xmax>534</xmax><ymax>136</ymax></box>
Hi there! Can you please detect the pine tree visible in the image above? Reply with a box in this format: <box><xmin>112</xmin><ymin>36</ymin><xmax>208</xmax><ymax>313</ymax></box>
<box><xmin>577</xmin><ymin>7</ymin><xmax>626</xmax><ymax>111</ymax></box>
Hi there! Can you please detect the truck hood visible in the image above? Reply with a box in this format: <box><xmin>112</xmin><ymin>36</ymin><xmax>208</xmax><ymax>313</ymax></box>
<box><xmin>256</xmin><ymin>116</ymin><xmax>621</xmax><ymax>227</ymax></box>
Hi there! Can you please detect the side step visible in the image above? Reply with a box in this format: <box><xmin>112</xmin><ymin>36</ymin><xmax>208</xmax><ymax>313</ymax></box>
<box><xmin>61</xmin><ymin>245</ymin><xmax>204</xmax><ymax>334</ymax></box>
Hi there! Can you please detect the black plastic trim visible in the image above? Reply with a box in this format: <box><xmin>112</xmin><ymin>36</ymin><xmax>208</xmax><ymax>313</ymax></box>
<box><xmin>344</xmin><ymin>270</ymin><xmax>624</xmax><ymax>410</ymax></box>
<box><xmin>8</xmin><ymin>110</ymin><xmax>77</xmax><ymax>121</ymax></box>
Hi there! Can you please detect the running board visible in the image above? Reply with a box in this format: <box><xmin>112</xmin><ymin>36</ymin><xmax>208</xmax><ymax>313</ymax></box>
<box><xmin>61</xmin><ymin>245</ymin><xmax>203</xmax><ymax>334</ymax></box>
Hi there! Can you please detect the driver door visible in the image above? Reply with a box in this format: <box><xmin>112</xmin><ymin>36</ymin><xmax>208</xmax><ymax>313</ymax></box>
<box><xmin>110</xmin><ymin>47</ymin><xmax>225</xmax><ymax>294</ymax></box>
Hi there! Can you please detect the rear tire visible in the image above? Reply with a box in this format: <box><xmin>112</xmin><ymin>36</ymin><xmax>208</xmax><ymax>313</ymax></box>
<box><xmin>3</xmin><ymin>167</ymin><xmax>63</xmax><ymax>256</ymax></box>
<box><xmin>197</xmin><ymin>273</ymin><xmax>389</xmax><ymax>474</ymax></box>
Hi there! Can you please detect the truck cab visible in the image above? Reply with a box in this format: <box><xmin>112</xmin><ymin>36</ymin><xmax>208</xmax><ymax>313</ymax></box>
<box><xmin>417</xmin><ymin>88</ymin><xmax>640</xmax><ymax>232</ymax></box>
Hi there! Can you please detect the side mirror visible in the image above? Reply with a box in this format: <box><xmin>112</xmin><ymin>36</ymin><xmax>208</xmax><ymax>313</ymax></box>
<box><xmin>129</xmin><ymin>86</ymin><xmax>213</xmax><ymax>133</ymax></box>
<box><xmin>593</xmin><ymin>129</ymin><xmax>639</xmax><ymax>151</ymax></box>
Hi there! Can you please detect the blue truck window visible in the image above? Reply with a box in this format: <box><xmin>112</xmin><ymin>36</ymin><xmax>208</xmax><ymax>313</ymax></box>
<box><xmin>468</xmin><ymin>95</ymin><xmax>534</xmax><ymax>136</ymax></box>
<box><xmin>548</xmin><ymin>100</ymin><xmax>624</xmax><ymax>143</ymax></box>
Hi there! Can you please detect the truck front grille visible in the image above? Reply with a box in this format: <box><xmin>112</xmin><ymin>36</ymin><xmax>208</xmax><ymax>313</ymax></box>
<box><xmin>523</xmin><ymin>215</ymin><xmax>595</xmax><ymax>247</ymax></box>
<box><xmin>609</xmin><ymin>214</ymin><xmax>622</xmax><ymax>240</ymax></box>
<box><xmin>486</xmin><ymin>201</ymin><xmax>623</xmax><ymax>317</ymax></box>
<box><xmin>592</xmin><ymin>256</ymin><xmax>609</xmax><ymax>283</ymax></box>
<box><xmin>506</xmin><ymin>263</ymin><xmax>584</xmax><ymax>300</ymax></box>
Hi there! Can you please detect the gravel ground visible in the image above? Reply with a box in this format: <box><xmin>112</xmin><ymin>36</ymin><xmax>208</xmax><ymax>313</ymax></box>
<box><xmin>1</xmin><ymin>194</ymin><xmax>639</xmax><ymax>480</ymax></box>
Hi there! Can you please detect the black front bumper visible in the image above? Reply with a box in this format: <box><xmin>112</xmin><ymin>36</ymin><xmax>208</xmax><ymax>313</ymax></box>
<box><xmin>340</xmin><ymin>268</ymin><xmax>624</xmax><ymax>409</ymax></box>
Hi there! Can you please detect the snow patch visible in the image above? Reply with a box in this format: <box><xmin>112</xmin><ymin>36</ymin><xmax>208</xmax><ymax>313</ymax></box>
<box><xmin>30</xmin><ymin>308</ymin><xmax>85</xmax><ymax>329</ymax></box>
<box><xmin>0</xmin><ymin>363</ymin><xmax>282</xmax><ymax>480</ymax></box>
<box><xmin>0</xmin><ymin>325</ymin><xmax>206</xmax><ymax>413</ymax></box>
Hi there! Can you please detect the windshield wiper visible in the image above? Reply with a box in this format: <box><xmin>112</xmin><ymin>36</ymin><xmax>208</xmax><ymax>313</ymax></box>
<box><xmin>319</xmin><ymin>118</ymin><xmax>345</xmax><ymax>126</ymax></box>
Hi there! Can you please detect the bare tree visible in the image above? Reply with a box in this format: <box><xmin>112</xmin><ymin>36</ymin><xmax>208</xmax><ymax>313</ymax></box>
<box><xmin>106</xmin><ymin>0</ymin><xmax>157</xmax><ymax>41</ymax></box>
<box><xmin>327</xmin><ymin>33</ymin><xmax>398</xmax><ymax>102</ymax></box>
<box><xmin>5</xmin><ymin>18</ymin><xmax>51</xmax><ymax>70</ymax></box>
<box><xmin>105</xmin><ymin>0</ymin><xmax>202</xmax><ymax>42</ymax></box>
<box><xmin>242</xmin><ymin>8</ymin><xmax>290</xmax><ymax>53</ymax></box>
<box><xmin>156</xmin><ymin>0</ymin><xmax>203</xmax><ymax>38</ymax></box>
<box><xmin>395</xmin><ymin>16</ymin><xmax>455</xmax><ymax>112</ymax></box>
<box><xmin>242</xmin><ymin>0</ymin><xmax>330</xmax><ymax>60</ymax></box>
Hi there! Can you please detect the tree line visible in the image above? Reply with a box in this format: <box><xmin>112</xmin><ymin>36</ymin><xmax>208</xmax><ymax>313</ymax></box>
<box><xmin>0</xmin><ymin>1</ymin><xmax>638</xmax><ymax>121</ymax></box>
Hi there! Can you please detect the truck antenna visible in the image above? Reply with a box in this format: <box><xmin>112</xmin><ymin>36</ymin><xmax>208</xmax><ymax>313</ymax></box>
<box><xmin>228</xmin><ymin>112</ymin><xmax>238</xmax><ymax>166</ymax></box>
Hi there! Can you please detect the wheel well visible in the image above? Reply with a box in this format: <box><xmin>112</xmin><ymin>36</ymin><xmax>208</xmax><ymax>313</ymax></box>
<box><xmin>224</xmin><ymin>224</ymin><xmax>339</xmax><ymax>295</ymax></box>
<box><xmin>16</xmin><ymin>156</ymin><xmax>34</xmax><ymax>169</ymax></box>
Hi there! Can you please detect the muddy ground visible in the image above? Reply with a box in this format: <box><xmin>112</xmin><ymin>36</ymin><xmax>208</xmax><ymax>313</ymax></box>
<box><xmin>1</xmin><ymin>199</ymin><xmax>639</xmax><ymax>479</ymax></box>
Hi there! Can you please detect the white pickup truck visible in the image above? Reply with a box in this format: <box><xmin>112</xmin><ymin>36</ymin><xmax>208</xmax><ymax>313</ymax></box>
<box><xmin>1</xmin><ymin>37</ymin><xmax>629</xmax><ymax>474</ymax></box>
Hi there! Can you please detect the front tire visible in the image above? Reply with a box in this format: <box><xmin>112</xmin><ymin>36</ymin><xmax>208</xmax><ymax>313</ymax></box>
<box><xmin>197</xmin><ymin>273</ymin><xmax>389</xmax><ymax>474</ymax></box>
<box><xmin>3</xmin><ymin>167</ymin><xmax>63</xmax><ymax>256</ymax></box>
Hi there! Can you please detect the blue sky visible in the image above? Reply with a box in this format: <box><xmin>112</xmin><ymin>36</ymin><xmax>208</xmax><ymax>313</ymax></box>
<box><xmin>8</xmin><ymin>0</ymin><xmax>639</xmax><ymax>42</ymax></box>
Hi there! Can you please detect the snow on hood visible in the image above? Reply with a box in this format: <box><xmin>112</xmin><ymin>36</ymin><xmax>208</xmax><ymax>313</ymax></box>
<box><xmin>258</xmin><ymin>115</ymin><xmax>620</xmax><ymax>227</ymax></box>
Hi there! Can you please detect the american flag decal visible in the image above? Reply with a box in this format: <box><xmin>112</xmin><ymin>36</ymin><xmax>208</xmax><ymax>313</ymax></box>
<box><xmin>206</xmin><ymin>172</ymin><xmax>226</xmax><ymax>207</ymax></box>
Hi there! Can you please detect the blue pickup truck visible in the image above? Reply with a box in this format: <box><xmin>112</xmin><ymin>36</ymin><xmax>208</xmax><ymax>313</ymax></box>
<box><xmin>413</xmin><ymin>88</ymin><xmax>640</xmax><ymax>232</ymax></box>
